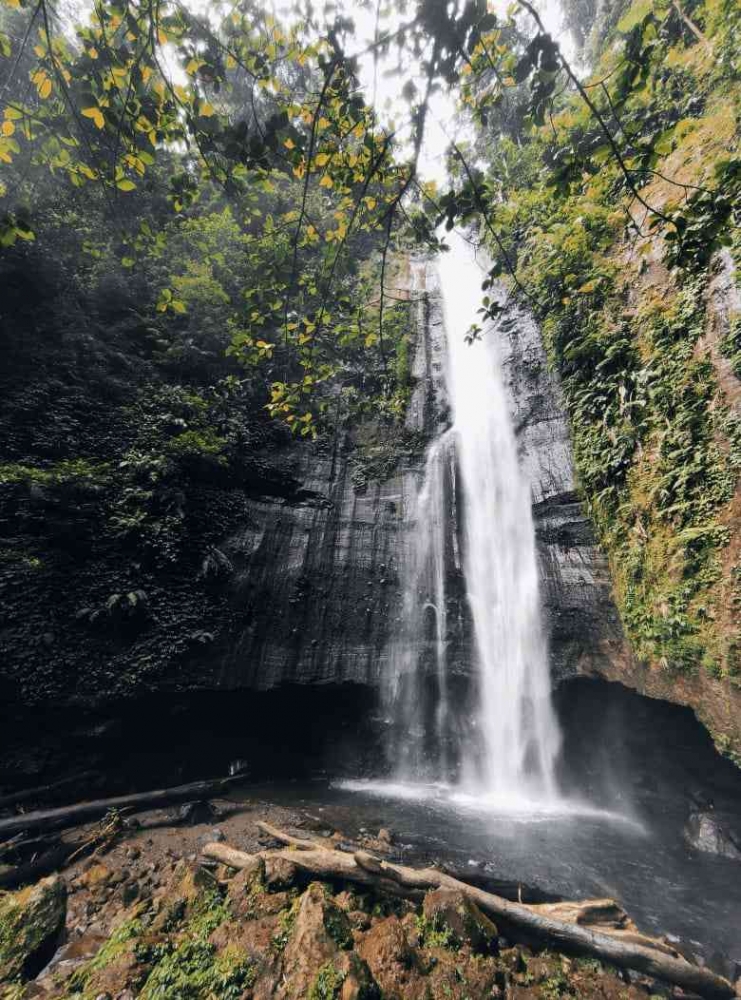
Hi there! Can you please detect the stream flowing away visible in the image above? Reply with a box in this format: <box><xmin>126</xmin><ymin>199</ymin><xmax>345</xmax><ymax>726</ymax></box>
<box><xmin>378</xmin><ymin>231</ymin><xmax>562</xmax><ymax>807</ymax></box>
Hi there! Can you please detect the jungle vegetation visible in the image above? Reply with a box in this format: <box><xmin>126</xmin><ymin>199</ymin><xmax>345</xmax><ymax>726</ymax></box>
<box><xmin>0</xmin><ymin>0</ymin><xmax>738</xmax><ymax>749</ymax></box>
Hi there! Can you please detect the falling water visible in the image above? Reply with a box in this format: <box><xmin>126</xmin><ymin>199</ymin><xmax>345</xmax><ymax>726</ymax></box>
<box><xmin>384</xmin><ymin>231</ymin><xmax>562</xmax><ymax>806</ymax></box>
<box><xmin>384</xmin><ymin>432</ymin><xmax>457</xmax><ymax>781</ymax></box>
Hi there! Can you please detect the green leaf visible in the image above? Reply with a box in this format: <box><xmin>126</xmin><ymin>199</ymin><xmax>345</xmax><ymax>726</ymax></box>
<box><xmin>653</xmin><ymin>131</ymin><xmax>675</xmax><ymax>156</ymax></box>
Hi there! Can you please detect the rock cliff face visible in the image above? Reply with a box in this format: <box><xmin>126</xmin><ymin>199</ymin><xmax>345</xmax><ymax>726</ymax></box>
<box><xmin>173</xmin><ymin>250</ymin><xmax>738</xmax><ymax>767</ymax></box>
<box><xmin>492</xmin><ymin>294</ymin><xmax>628</xmax><ymax>685</ymax></box>
<box><xmin>207</xmin><ymin>260</ymin><xmax>450</xmax><ymax>692</ymax></box>
<box><xmin>207</xmin><ymin>256</ymin><xmax>626</xmax><ymax>698</ymax></box>
<box><xmin>2</xmin><ymin>254</ymin><xmax>736</xmax><ymax>787</ymax></box>
<box><xmin>495</xmin><ymin>253</ymin><xmax>741</xmax><ymax>758</ymax></box>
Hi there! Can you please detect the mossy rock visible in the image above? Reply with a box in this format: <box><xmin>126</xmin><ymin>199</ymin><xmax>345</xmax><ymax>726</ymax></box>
<box><xmin>0</xmin><ymin>875</ymin><xmax>67</xmax><ymax>982</ymax></box>
<box><xmin>421</xmin><ymin>889</ymin><xmax>498</xmax><ymax>954</ymax></box>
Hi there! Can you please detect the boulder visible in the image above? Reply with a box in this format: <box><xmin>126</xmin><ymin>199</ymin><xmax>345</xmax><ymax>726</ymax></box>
<box><xmin>226</xmin><ymin>859</ymin><xmax>266</xmax><ymax>919</ymax></box>
<box><xmin>332</xmin><ymin>951</ymin><xmax>380</xmax><ymax>1000</ymax></box>
<box><xmin>227</xmin><ymin>856</ymin><xmax>265</xmax><ymax>894</ymax></box>
<box><xmin>175</xmin><ymin>800</ymin><xmax>218</xmax><ymax>825</ymax></box>
<box><xmin>78</xmin><ymin>864</ymin><xmax>112</xmax><ymax>890</ymax></box>
<box><xmin>0</xmin><ymin>875</ymin><xmax>67</xmax><ymax>981</ymax></box>
<box><xmin>683</xmin><ymin>811</ymin><xmax>741</xmax><ymax>861</ymax></box>
<box><xmin>357</xmin><ymin>915</ymin><xmax>419</xmax><ymax>997</ymax></box>
<box><xmin>277</xmin><ymin>883</ymin><xmax>371</xmax><ymax>999</ymax></box>
<box><xmin>264</xmin><ymin>856</ymin><xmax>299</xmax><ymax>891</ymax></box>
<box><xmin>162</xmin><ymin>859</ymin><xmax>217</xmax><ymax>900</ymax></box>
<box><xmin>422</xmin><ymin>888</ymin><xmax>498</xmax><ymax>954</ymax></box>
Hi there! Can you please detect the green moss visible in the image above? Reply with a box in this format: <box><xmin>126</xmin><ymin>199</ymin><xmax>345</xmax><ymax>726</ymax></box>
<box><xmin>616</xmin><ymin>0</ymin><xmax>654</xmax><ymax>31</ymax></box>
<box><xmin>720</xmin><ymin>314</ymin><xmax>741</xmax><ymax>381</ymax></box>
<box><xmin>66</xmin><ymin>915</ymin><xmax>144</xmax><ymax>996</ymax></box>
<box><xmin>139</xmin><ymin>941</ymin><xmax>254</xmax><ymax>1000</ymax></box>
<box><xmin>0</xmin><ymin>459</ymin><xmax>110</xmax><ymax>486</ymax></box>
<box><xmin>322</xmin><ymin>896</ymin><xmax>353</xmax><ymax>951</ymax></box>
<box><xmin>166</xmin><ymin>428</ymin><xmax>228</xmax><ymax>463</ymax></box>
<box><xmin>66</xmin><ymin>883</ymin><xmax>234</xmax><ymax>1000</ymax></box>
<box><xmin>0</xmin><ymin>878</ymin><xmax>66</xmax><ymax>984</ymax></box>
<box><xmin>271</xmin><ymin>896</ymin><xmax>302</xmax><ymax>953</ymax></box>
<box><xmin>0</xmin><ymin>547</ymin><xmax>42</xmax><ymax>570</ymax></box>
<box><xmin>518</xmin><ymin>226</ymin><xmax>736</xmax><ymax>677</ymax></box>
<box><xmin>415</xmin><ymin>913</ymin><xmax>457</xmax><ymax>951</ymax></box>
<box><xmin>307</xmin><ymin>961</ymin><xmax>346</xmax><ymax>1000</ymax></box>
<box><xmin>540</xmin><ymin>969</ymin><xmax>573</xmax><ymax>998</ymax></box>
<box><xmin>186</xmin><ymin>888</ymin><xmax>231</xmax><ymax>938</ymax></box>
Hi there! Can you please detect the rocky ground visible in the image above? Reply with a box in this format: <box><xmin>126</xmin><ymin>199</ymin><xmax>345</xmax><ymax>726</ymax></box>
<box><xmin>0</xmin><ymin>795</ymin><xmax>727</xmax><ymax>1000</ymax></box>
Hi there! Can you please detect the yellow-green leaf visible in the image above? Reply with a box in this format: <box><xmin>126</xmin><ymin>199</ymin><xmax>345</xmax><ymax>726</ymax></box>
<box><xmin>82</xmin><ymin>106</ymin><xmax>105</xmax><ymax>129</ymax></box>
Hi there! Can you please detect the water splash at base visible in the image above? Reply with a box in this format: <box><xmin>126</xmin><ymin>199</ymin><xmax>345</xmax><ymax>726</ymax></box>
<box><xmin>335</xmin><ymin>779</ymin><xmax>645</xmax><ymax>831</ymax></box>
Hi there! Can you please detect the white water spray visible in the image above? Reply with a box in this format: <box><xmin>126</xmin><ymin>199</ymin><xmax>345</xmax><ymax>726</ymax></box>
<box><xmin>383</xmin><ymin>231</ymin><xmax>562</xmax><ymax>807</ymax></box>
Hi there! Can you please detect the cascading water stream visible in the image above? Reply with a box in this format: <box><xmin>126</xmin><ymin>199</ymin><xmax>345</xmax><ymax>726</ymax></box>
<box><xmin>441</xmin><ymin>232</ymin><xmax>561</xmax><ymax>804</ymax></box>
<box><xmin>383</xmin><ymin>230</ymin><xmax>562</xmax><ymax>807</ymax></box>
<box><xmin>383</xmin><ymin>429</ymin><xmax>458</xmax><ymax>782</ymax></box>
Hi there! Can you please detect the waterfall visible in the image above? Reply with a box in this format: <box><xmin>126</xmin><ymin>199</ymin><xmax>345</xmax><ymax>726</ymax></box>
<box><xmin>384</xmin><ymin>430</ymin><xmax>458</xmax><ymax>782</ymax></box>
<box><xmin>384</xmin><ymin>231</ymin><xmax>562</xmax><ymax>806</ymax></box>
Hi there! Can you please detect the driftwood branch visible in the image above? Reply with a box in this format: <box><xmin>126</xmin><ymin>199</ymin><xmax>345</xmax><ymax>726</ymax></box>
<box><xmin>0</xmin><ymin>772</ymin><xmax>97</xmax><ymax>811</ymax></box>
<box><xmin>256</xmin><ymin>819</ymin><xmax>334</xmax><ymax>851</ymax></box>
<box><xmin>0</xmin><ymin>776</ymin><xmax>243</xmax><ymax>838</ymax></box>
<box><xmin>202</xmin><ymin>828</ymin><xmax>738</xmax><ymax>1000</ymax></box>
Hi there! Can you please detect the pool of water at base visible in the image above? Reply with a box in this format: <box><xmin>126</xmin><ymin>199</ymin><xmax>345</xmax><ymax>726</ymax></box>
<box><xmin>232</xmin><ymin>777</ymin><xmax>741</xmax><ymax>974</ymax></box>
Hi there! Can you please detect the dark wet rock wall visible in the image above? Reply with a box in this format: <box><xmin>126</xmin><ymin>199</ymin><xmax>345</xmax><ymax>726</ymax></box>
<box><xmin>201</xmin><ymin>256</ymin><xmax>626</xmax><ymax>695</ymax></box>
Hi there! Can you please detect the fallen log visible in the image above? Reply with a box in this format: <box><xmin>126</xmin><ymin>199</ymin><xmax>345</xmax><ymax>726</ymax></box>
<box><xmin>0</xmin><ymin>833</ymin><xmax>27</xmax><ymax>856</ymax></box>
<box><xmin>0</xmin><ymin>772</ymin><xmax>97</xmax><ymax>812</ymax></box>
<box><xmin>0</xmin><ymin>776</ymin><xmax>243</xmax><ymax>838</ymax></box>
<box><xmin>0</xmin><ymin>842</ymin><xmax>76</xmax><ymax>889</ymax></box>
<box><xmin>256</xmin><ymin>820</ymin><xmax>336</xmax><ymax>850</ymax></box>
<box><xmin>0</xmin><ymin>831</ymin><xmax>63</xmax><ymax>862</ymax></box>
<box><xmin>202</xmin><ymin>832</ymin><xmax>738</xmax><ymax>1000</ymax></box>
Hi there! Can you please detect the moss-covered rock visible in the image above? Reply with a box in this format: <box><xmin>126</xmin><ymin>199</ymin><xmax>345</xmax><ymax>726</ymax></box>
<box><xmin>276</xmin><ymin>883</ymin><xmax>369</xmax><ymax>999</ymax></box>
<box><xmin>0</xmin><ymin>875</ymin><xmax>66</xmax><ymax>982</ymax></box>
<box><xmin>421</xmin><ymin>889</ymin><xmax>498</xmax><ymax>954</ymax></box>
